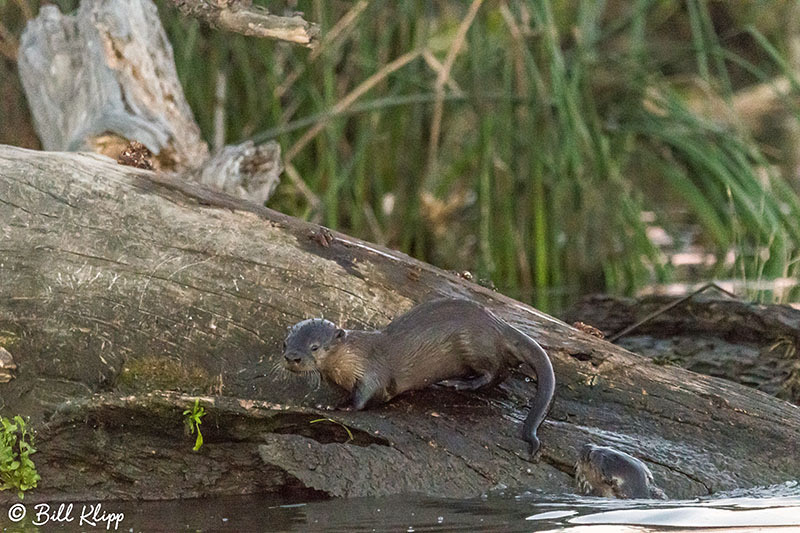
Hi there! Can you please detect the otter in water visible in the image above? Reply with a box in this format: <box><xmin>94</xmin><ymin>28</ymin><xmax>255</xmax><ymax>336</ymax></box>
<box><xmin>281</xmin><ymin>298</ymin><xmax>555</xmax><ymax>455</ymax></box>
<box><xmin>575</xmin><ymin>444</ymin><xmax>667</xmax><ymax>499</ymax></box>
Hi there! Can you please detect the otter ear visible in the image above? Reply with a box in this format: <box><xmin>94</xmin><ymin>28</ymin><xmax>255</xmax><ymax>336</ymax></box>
<box><xmin>335</xmin><ymin>328</ymin><xmax>345</xmax><ymax>339</ymax></box>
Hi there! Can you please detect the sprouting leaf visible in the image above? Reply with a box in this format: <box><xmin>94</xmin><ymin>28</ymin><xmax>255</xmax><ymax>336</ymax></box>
<box><xmin>183</xmin><ymin>399</ymin><xmax>206</xmax><ymax>451</ymax></box>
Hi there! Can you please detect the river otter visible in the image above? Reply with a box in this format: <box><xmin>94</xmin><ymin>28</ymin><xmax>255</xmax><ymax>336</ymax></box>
<box><xmin>282</xmin><ymin>298</ymin><xmax>555</xmax><ymax>455</ymax></box>
<box><xmin>575</xmin><ymin>444</ymin><xmax>667</xmax><ymax>499</ymax></box>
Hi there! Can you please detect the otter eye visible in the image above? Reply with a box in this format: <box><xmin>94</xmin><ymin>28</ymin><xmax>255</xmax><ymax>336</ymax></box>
<box><xmin>310</xmin><ymin>344</ymin><xmax>319</xmax><ymax>351</ymax></box>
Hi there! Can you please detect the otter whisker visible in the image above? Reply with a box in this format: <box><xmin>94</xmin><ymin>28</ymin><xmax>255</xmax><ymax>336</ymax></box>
<box><xmin>304</xmin><ymin>369</ymin><xmax>321</xmax><ymax>390</ymax></box>
<box><xmin>266</xmin><ymin>361</ymin><xmax>283</xmax><ymax>378</ymax></box>
<box><xmin>271</xmin><ymin>362</ymin><xmax>295</xmax><ymax>382</ymax></box>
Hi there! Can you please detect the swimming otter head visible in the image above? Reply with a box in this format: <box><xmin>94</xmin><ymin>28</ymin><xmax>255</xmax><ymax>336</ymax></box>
<box><xmin>282</xmin><ymin>318</ymin><xmax>345</xmax><ymax>373</ymax></box>
<box><xmin>575</xmin><ymin>444</ymin><xmax>667</xmax><ymax>500</ymax></box>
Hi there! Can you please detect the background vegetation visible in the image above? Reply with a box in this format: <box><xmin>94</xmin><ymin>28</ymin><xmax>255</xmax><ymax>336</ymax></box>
<box><xmin>3</xmin><ymin>0</ymin><xmax>800</xmax><ymax>313</ymax></box>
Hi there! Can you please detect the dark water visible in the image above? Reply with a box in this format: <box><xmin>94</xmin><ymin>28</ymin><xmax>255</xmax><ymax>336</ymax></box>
<box><xmin>3</xmin><ymin>482</ymin><xmax>800</xmax><ymax>532</ymax></box>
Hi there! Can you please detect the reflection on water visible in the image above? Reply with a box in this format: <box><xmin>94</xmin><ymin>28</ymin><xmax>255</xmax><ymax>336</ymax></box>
<box><xmin>2</xmin><ymin>481</ymin><xmax>799</xmax><ymax>532</ymax></box>
<box><xmin>528</xmin><ymin>481</ymin><xmax>800</xmax><ymax>532</ymax></box>
<box><xmin>565</xmin><ymin>506</ymin><xmax>800</xmax><ymax>527</ymax></box>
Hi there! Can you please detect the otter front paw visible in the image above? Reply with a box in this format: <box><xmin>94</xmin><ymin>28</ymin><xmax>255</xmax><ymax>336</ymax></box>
<box><xmin>334</xmin><ymin>399</ymin><xmax>356</xmax><ymax>411</ymax></box>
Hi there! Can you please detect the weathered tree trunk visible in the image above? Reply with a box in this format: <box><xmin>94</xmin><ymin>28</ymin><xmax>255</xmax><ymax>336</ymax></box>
<box><xmin>17</xmin><ymin>0</ymin><xmax>283</xmax><ymax>204</ymax></box>
<box><xmin>2</xmin><ymin>145</ymin><xmax>800</xmax><ymax>503</ymax></box>
<box><xmin>18</xmin><ymin>1</ymin><xmax>207</xmax><ymax>169</ymax></box>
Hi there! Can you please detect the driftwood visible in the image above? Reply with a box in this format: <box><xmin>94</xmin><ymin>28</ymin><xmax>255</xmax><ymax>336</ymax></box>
<box><xmin>564</xmin><ymin>294</ymin><xmax>800</xmax><ymax>404</ymax></box>
<box><xmin>17</xmin><ymin>0</ymin><xmax>282</xmax><ymax>203</ymax></box>
<box><xmin>1</xmin><ymin>145</ymin><xmax>800</xmax><ymax>503</ymax></box>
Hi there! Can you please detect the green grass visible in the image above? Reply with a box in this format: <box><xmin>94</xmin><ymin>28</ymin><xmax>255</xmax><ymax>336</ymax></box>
<box><xmin>0</xmin><ymin>415</ymin><xmax>40</xmax><ymax>499</ymax></box>
<box><xmin>4</xmin><ymin>0</ymin><xmax>800</xmax><ymax>310</ymax></box>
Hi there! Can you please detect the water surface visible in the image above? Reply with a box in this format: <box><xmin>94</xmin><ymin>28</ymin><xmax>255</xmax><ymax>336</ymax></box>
<box><xmin>3</xmin><ymin>482</ymin><xmax>799</xmax><ymax>532</ymax></box>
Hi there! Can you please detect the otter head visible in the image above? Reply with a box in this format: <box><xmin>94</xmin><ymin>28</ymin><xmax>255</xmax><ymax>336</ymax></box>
<box><xmin>282</xmin><ymin>318</ymin><xmax>345</xmax><ymax>373</ymax></box>
<box><xmin>575</xmin><ymin>444</ymin><xmax>667</xmax><ymax>500</ymax></box>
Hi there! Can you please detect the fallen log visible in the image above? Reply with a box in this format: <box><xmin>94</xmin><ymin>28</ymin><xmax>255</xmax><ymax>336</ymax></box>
<box><xmin>564</xmin><ymin>293</ymin><xmax>800</xmax><ymax>404</ymax></box>
<box><xmin>2</xmin><ymin>145</ymin><xmax>800</xmax><ymax>502</ymax></box>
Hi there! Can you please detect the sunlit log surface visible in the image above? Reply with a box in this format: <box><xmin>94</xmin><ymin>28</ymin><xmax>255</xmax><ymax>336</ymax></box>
<box><xmin>1</xmin><ymin>145</ymin><xmax>799</xmax><ymax>501</ymax></box>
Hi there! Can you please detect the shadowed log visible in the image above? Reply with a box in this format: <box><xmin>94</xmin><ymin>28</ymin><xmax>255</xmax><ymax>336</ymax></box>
<box><xmin>1</xmin><ymin>145</ymin><xmax>800</xmax><ymax>502</ymax></box>
<box><xmin>564</xmin><ymin>293</ymin><xmax>800</xmax><ymax>404</ymax></box>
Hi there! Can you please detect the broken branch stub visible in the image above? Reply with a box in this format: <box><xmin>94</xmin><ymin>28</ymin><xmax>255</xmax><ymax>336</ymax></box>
<box><xmin>168</xmin><ymin>0</ymin><xmax>321</xmax><ymax>48</ymax></box>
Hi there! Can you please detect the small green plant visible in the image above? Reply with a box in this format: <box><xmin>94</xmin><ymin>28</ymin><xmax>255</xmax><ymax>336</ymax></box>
<box><xmin>183</xmin><ymin>399</ymin><xmax>206</xmax><ymax>451</ymax></box>
<box><xmin>0</xmin><ymin>415</ymin><xmax>40</xmax><ymax>499</ymax></box>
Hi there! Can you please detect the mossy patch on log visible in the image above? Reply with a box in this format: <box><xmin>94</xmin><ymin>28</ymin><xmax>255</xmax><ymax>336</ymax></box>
<box><xmin>0</xmin><ymin>331</ymin><xmax>19</xmax><ymax>348</ymax></box>
<box><xmin>116</xmin><ymin>356</ymin><xmax>215</xmax><ymax>394</ymax></box>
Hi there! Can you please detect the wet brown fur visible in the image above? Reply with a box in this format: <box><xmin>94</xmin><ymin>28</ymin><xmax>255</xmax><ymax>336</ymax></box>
<box><xmin>316</xmin><ymin>338</ymin><xmax>368</xmax><ymax>392</ymax></box>
<box><xmin>575</xmin><ymin>444</ymin><xmax>667</xmax><ymax>499</ymax></box>
<box><xmin>281</xmin><ymin>298</ymin><xmax>556</xmax><ymax>454</ymax></box>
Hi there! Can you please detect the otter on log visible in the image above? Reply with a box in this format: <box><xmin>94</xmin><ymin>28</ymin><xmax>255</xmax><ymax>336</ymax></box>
<box><xmin>575</xmin><ymin>444</ymin><xmax>668</xmax><ymax>499</ymax></box>
<box><xmin>281</xmin><ymin>298</ymin><xmax>556</xmax><ymax>455</ymax></box>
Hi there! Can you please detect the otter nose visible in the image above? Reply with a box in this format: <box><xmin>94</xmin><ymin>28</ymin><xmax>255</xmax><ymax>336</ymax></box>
<box><xmin>284</xmin><ymin>352</ymin><xmax>302</xmax><ymax>364</ymax></box>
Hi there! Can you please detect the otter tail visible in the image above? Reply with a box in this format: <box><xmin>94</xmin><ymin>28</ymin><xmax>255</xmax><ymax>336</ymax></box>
<box><xmin>504</xmin><ymin>324</ymin><xmax>555</xmax><ymax>456</ymax></box>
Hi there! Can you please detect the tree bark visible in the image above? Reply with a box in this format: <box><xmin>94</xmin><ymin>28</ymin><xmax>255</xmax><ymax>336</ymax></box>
<box><xmin>17</xmin><ymin>0</ymin><xmax>283</xmax><ymax>205</ymax></box>
<box><xmin>2</xmin><ymin>145</ymin><xmax>800</xmax><ymax>502</ymax></box>
<box><xmin>18</xmin><ymin>1</ymin><xmax>207</xmax><ymax>170</ymax></box>
<box><xmin>564</xmin><ymin>293</ymin><xmax>800</xmax><ymax>404</ymax></box>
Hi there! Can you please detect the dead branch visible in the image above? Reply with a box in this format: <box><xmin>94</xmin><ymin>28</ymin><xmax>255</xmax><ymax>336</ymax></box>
<box><xmin>168</xmin><ymin>0</ymin><xmax>320</xmax><ymax>48</ymax></box>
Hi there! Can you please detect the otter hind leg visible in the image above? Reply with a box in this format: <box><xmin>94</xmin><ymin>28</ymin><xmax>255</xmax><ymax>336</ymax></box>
<box><xmin>438</xmin><ymin>370</ymin><xmax>496</xmax><ymax>391</ymax></box>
